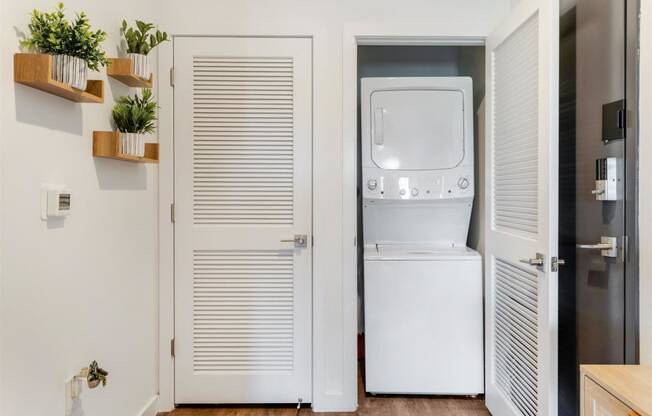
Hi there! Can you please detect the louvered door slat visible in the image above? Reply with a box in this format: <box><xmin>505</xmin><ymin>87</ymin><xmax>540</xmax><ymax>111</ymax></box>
<box><xmin>192</xmin><ymin>250</ymin><xmax>294</xmax><ymax>373</ymax></box>
<box><xmin>492</xmin><ymin>14</ymin><xmax>540</xmax><ymax>237</ymax></box>
<box><xmin>192</xmin><ymin>56</ymin><xmax>295</xmax><ymax>227</ymax></box>
<box><xmin>494</xmin><ymin>257</ymin><xmax>539</xmax><ymax>416</ymax></box>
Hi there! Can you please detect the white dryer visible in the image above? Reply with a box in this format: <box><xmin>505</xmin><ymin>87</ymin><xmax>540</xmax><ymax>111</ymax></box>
<box><xmin>361</xmin><ymin>77</ymin><xmax>483</xmax><ymax>395</ymax></box>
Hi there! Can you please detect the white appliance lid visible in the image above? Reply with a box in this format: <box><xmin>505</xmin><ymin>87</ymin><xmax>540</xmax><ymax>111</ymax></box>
<box><xmin>364</xmin><ymin>244</ymin><xmax>481</xmax><ymax>261</ymax></box>
<box><xmin>370</xmin><ymin>88</ymin><xmax>465</xmax><ymax>170</ymax></box>
<box><xmin>362</xmin><ymin>199</ymin><xmax>473</xmax><ymax>247</ymax></box>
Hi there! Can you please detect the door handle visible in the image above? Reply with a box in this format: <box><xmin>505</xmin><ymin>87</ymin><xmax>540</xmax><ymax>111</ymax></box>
<box><xmin>373</xmin><ymin>108</ymin><xmax>384</xmax><ymax>145</ymax></box>
<box><xmin>576</xmin><ymin>243</ymin><xmax>613</xmax><ymax>250</ymax></box>
<box><xmin>519</xmin><ymin>253</ymin><xmax>544</xmax><ymax>267</ymax></box>
<box><xmin>576</xmin><ymin>236</ymin><xmax>617</xmax><ymax>258</ymax></box>
<box><xmin>281</xmin><ymin>234</ymin><xmax>308</xmax><ymax>248</ymax></box>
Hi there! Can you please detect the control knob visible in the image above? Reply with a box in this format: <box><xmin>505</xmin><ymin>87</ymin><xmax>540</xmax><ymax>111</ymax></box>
<box><xmin>457</xmin><ymin>177</ymin><xmax>470</xmax><ymax>190</ymax></box>
<box><xmin>367</xmin><ymin>179</ymin><xmax>378</xmax><ymax>190</ymax></box>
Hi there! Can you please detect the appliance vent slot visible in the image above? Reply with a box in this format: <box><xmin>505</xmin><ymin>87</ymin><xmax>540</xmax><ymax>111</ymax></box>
<box><xmin>491</xmin><ymin>14</ymin><xmax>539</xmax><ymax>237</ymax></box>
<box><xmin>493</xmin><ymin>257</ymin><xmax>539</xmax><ymax>416</ymax></box>
<box><xmin>192</xmin><ymin>56</ymin><xmax>295</xmax><ymax>225</ymax></box>
<box><xmin>192</xmin><ymin>250</ymin><xmax>294</xmax><ymax>373</ymax></box>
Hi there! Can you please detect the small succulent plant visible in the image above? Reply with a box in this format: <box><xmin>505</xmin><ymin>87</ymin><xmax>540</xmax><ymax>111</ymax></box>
<box><xmin>112</xmin><ymin>88</ymin><xmax>157</xmax><ymax>134</ymax></box>
<box><xmin>121</xmin><ymin>20</ymin><xmax>168</xmax><ymax>55</ymax></box>
<box><xmin>87</xmin><ymin>360</ymin><xmax>108</xmax><ymax>387</ymax></box>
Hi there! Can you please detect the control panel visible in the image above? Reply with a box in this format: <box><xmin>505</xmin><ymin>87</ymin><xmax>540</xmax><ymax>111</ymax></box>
<box><xmin>593</xmin><ymin>157</ymin><xmax>621</xmax><ymax>201</ymax></box>
<box><xmin>362</xmin><ymin>168</ymin><xmax>474</xmax><ymax>201</ymax></box>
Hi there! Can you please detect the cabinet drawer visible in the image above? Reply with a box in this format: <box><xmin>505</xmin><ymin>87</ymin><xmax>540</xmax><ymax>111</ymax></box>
<box><xmin>583</xmin><ymin>376</ymin><xmax>639</xmax><ymax>416</ymax></box>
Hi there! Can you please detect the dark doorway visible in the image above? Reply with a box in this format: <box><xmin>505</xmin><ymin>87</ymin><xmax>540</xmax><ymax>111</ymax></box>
<box><xmin>558</xmin><ymin>2</ymin><xmax>640</xmax><ymax>416</ymax></box>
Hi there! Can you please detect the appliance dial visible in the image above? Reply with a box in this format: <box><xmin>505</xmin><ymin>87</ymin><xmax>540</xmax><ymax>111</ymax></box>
<box><xmin>411</xmin><ymin>188</ymin><xmax>419</xmax><ymax>197</ymax></box>
<box><xmin>399</xmin><ymin>189</ymin><xmax>406</xmax><ymax>196</ymax></box>
<box><xmin>367</xmin><ymin>179</ymin><xmax>378</xmax><ymax>190</ymax></box>
<box><xmin>457</xmin><ymin>177</ymin><xmax>470</xmax><ymax>190</ymax></box>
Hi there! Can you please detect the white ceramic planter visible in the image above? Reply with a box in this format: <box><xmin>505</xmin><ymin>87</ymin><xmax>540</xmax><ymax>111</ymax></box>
<box><xmin>119</xmin><ymin>132</ymin><xmax>145</xmax><ymax>157</ymax></box>
<box><xmin>128</xmin><ymin>53</ymin><xmax>150</xmax><ymax>81</ymax></box>
<box><xmin>52</xmin><ymin>55</ymin><xmax>88</xmax><ymax>90</ymax></box>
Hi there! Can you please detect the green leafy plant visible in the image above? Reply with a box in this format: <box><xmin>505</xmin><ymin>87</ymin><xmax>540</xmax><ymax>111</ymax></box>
<box><xmin>112</xmin><ymin>89</ymin><xmax>157</xmax><ymax>134</ymax></box>
<box><xmin>121</xmin><ymin>20</ymin><xmax>168</xmax><ymax>55</ymax></box>
<box><xmin>88</xmin><ymin>360</ymin><xmax>108</xmax><ymax>387</ymax></box>
<box><xmin>20</xmin><ymin>3</ymin><xmax>108</xmax><ymax>71</ymax></box>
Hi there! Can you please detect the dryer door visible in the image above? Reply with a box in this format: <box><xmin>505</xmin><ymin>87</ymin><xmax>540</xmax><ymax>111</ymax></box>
<box><xmin>370</xmin><ymin>88</ymin><xmax>465</xmax><ymax>170</ymax></box>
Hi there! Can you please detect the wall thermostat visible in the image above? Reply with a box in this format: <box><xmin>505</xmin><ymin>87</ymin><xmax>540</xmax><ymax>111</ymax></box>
<box><xmin>41</xmin><ymin>185</ymin><xmax>71</xmax><ymax>220</ymax></box>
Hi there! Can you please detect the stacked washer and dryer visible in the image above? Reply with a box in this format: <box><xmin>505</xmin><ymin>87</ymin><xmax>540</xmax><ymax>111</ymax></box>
<box><xmin>361</xmin><ymin>77</ymin><xmax>484</xmax><ymax>395</ymax></box>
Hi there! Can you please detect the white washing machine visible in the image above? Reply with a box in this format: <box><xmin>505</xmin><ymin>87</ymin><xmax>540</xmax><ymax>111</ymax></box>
<box><xmin>361</xmin><ymin>77</ymin><xmax>483</xmax><ymax>395</ymax></box>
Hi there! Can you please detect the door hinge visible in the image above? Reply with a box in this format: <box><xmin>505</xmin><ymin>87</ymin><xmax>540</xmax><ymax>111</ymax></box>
<box><xmin>622</xmin><ymin>235</ymin><xmax>629</xmax><ymax>262</ymax></box>
<box><xmin>169</xmin><ymin>67</ymin><xmax>175</xmax><ymax>87</ymax></box>
<box><xmin>170</xmin><ymin>203</ymin><xmax>175</xmax><ymax>223</ymax></box>
<box><xmin>171</xmin><ymin>338</ymin><xmax>175</xmax><ymax>357</ymax></box>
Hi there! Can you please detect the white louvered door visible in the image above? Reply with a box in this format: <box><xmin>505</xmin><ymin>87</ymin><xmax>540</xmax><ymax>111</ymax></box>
<box><xmin>485</xmin><ymin>2</ymin><xmax>559</xmax><ymax>416</ymax></box>
<box><xmin>174</xmin><ymin>37</ymin><xmax>312</xmax><ymax>404</ymax></box>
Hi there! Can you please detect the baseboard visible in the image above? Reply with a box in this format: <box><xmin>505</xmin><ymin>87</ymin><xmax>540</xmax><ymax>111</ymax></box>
<box><xmin>137</xmin><ymin>395</ymin><xmax>159</xmax><ymax>416</ymax></box>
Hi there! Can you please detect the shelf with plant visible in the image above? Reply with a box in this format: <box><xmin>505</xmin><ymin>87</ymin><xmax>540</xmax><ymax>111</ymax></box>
<box><xmin>107</xmin><ymin>20</ymin><xmax>168</xmax><ymax>87</ymax></box>
<box><xmin>15</xmin><ymin>3</ymin><xmax>108</xmax><ymax>102</ymax></box>
<box><xmin>93</xmin><ymin>88</ymin><xmax>159</xmax><ymax>163</ymax></box>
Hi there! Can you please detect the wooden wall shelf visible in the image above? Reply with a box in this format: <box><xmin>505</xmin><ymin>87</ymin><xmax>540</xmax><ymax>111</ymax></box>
<box><xmin>107</xmin><ymin>58</ymin><xmax>153</xmax><ymax>88</ymax></box>
<box><xmin>14</xmin><ymin>53</ymin><xmax>104</xmax><ymax>103</ymax></box>
<box><xmin>93</xmin><ymin>131</ymin><xmax>159</xmax><ymax>163</ymax></box>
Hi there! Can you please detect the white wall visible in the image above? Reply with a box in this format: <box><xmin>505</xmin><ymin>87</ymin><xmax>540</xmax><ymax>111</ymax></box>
<box><xmin>156</xmin><ymin>0</ymin><xmax>510</xmax><ymax>411</ymax></box>
<box><xmin>0</xmin><ymin>1</ymin><xmax>159</xmax><ymax>415</ymax></box>
<box><xmin>639</xmin><ymin>0</ymin><xmax>652</xmax><ymax>365</ymax></box>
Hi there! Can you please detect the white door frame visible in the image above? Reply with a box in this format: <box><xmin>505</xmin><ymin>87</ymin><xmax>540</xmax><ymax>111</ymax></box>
<box><xmin>341</xmin><ymin>27</ymin><xmax>486</xmax><ymax>410</ymax></box>
<box><xmin>157</xmin><ymin>34</ymin><xmax>314</xmax><ymax>412</ymax></box>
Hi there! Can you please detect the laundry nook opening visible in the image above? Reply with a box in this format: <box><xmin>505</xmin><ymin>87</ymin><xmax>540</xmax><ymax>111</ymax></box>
<box><xmin>355</xmin><ymin>44</ymin><xmax>486</xmax><ymax>395</ymax></box>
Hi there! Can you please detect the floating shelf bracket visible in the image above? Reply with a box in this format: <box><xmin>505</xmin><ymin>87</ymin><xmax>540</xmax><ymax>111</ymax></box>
<box><xmin>107</xmin><ymin>58</ymin><xmax>153</xmax><ymax>88</ymax></box>
<box><xmin>14</xmin><ymin>53</ymin><xmax>104</xmax><ymax>103</ymax></box>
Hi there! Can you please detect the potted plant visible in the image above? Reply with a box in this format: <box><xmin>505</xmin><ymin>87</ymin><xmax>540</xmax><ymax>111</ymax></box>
<box><xmin>21</xmin><ymin>3</ymin><xmax>108</xmax><ymax>90</ymax></box>
<box><xmin>86</xmin><ymin>360</ymin><xmax>108</xmax><ymax>389</ymax></box>
<box><xmin>120</xmin><ymin>20</ymin><xmax>168</xmax><ymax>80</ymax></box>
<box><xmin>112</xmin><ymin>88</ymin><xmax>157</xmax><ymax>157</ymax></box>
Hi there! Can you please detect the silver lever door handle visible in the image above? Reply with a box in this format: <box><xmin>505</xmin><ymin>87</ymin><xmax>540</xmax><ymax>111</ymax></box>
<box><xmin>281</xmin><ymin>234</ymin><xmax>307</xmax><ymax>248</ymax></box>
<box><xmin>519</xmin><ymin>258</ymin><xmax>544</xmax><ymax>266</ymax></box>
<box><xmin>575</xmin><ymin>236</ymin><xmax>618</xmax><ymax>258</ymax></box>
<box><xmin>576</xmin><ymin>243</ymin><xmax>614</xmax><ymax>249</ymax></box>
<box><xmin>519</xmin><ymin>253</ymin><xmax>544</xmax><ymax>267</ymax></box>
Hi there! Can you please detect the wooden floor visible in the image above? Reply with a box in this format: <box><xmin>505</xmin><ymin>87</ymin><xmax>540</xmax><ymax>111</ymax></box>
<box><xmin>165</xmin><ymin>364</ymin><xmax>489</xmax><ymax>416</ymax></box>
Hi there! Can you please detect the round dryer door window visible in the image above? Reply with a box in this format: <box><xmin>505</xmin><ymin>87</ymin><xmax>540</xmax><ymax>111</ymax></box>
<box><xmin>370</xmin><ymin>88</ymin><xmax>465</xmax><ymax>170</ymax></box>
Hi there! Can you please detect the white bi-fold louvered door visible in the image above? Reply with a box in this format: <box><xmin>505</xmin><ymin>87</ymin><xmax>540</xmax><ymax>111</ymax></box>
<box><xmin>173</xmin><ymin>37</ymin><xmax>312</xmax><ymax>404</ymax></box>
<box><xmin>485</xmin><ymin>1</ymin><xmax>559</xmax><ymax>416</ymax></box>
